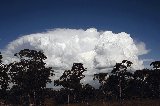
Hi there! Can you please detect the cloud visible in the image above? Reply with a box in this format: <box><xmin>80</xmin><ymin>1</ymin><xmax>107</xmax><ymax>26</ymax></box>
<box><xmin>134</xmin><ymin>41</ymin><xmax>150</xmax><ymax>55</ymax></box>
<box><xmin>2</xmin><ymin>28</ymin><xmax>149</xmax><ymax>84</ymax></box>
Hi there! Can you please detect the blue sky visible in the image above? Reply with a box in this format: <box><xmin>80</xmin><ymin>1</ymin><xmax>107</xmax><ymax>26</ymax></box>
<box><xmin>0</xmin><ymin>0</ymin><xmax>160</xmax><ymax>61</ymax></box>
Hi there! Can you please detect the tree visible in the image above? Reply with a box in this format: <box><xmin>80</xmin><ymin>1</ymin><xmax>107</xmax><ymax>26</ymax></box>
<box><xmin>133</xmin><ymin>69</ymin><xmax>150</xmax><ymax>98</ymax></box>
<box><xmin>8</xmin><ymin>49</ymin><xmax>54</xmax><ymax>105</ymax></box>
<box><xmin>93</xmin><ymin>73</ymin><xmax>108</xmax><ymax>101</ymax></box>
<box><xmin>149</xmin><ymin>61</ymin><xmax>160</xmax><ymax>98</ymax></box>
<box><xmin>54</xmin><ymin>63</ymin><xmax>87</xmax><ymax>103</ymax></box>
<box><xmin>54</xmin><ymin>63</ymin><xmax>86</xmax><ymax>90</ymax></box>
<box><xmin>150</xmin><ymin>61</ymin><xmax>160</xmax><ymax>69</ymax></box>
<box><xmin>110</xmin><ymin>60</ymin><xmax>133</xmax><ymax>100</ymax></box>
<box><xmin>81</xmin><ymin>84</ymin><xmax>95</xmax><ymax>104</ymax></box>
<box><xmin>93</xmin><ymin>60</ymin><xmax>133</xmax><ymax>101</ymax></box>
<box><xmin>0</xmin><ymin>52</ymin><xmax>10</xmax><ymax>104</ymax></box>
<box><xmin>94</xmin><ymin>73</ymin><xmax>108</xmax><ymax>85</ymax></box>
<box><xmin>134</xmin><ymin>68</ymin><xmax>160</xmax><ymax>99</ymax></box>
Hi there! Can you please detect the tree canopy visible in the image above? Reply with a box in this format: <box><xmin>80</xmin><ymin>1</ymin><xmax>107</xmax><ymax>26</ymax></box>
<box><xmin>0</xmin><ymin>49</ymin><xmax>160</xmax><ymax>105</ymax></box>
<box><xmin>0</xmin><ymin>52</ymin><xmax>10</xmax><ymax>101</ymax></box>
<box><xmin>8</xmin><ymin>49</ymin><xmax>54</xmax><ymax>105</ymax></box>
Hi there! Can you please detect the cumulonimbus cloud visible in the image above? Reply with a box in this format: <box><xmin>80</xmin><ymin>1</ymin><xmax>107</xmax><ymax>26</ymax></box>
<box><xmin>2</xmin><ymin>28</ymin><xmax>149</xmax><ymax>83</ymax></box>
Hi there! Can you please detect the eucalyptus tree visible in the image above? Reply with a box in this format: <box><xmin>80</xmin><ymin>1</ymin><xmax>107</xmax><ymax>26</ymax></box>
<box><xmin>0</xmin><ymin>52</ymin><xmax>10</xmax><ymax>104</ymax></box>
<box><xmin>110</xmin><ymin>60</ymin><xmax>133</xmax><ymax>100</ymax></box>
<box><xmin>149</xmin><ymin>61</ymin><xmax>160</xmax><ymax>98</ymax></box>
<box><xmin>93</xmin><ymin>73</ymin><xmax>108</xmax><ymax>85</ymax></box>
<box><xmin>133</xmin><ymin>69</ymin><xmax>150</xmax><ymax>98</ymax></box>
<box><xmin>93</xmin><ymin>60</ymin><xmax>133</xmax><ymax>101</ymax></box>
<box><xmin>80</xmin><ymin>84</ymin><xmax>95</xmax><ymax>104</ymax></box>
<box><xmin>93</xmin><ymin>73</ymin><xmax>108</xmax><ymax>100</ymax></box>
<box><xmin>8</xmin><ymin>49</ymin><xmax>54</xmax><ymax>105</ymax></box>
<box><xmin>150</xmin><ymin>61</ymin><xmax>160</xmax><ymax>69</ymax></box>
<box><xmin>54</xmin><ymin>63</ymin><xmax>87</xmax><ymax>103</ymax></box>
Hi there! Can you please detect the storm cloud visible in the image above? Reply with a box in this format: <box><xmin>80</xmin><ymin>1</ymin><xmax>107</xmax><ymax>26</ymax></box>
<box><xmin>2</xmin><ymin>28</ymin><xmax>149</xmax><ymax>82</ymax></box>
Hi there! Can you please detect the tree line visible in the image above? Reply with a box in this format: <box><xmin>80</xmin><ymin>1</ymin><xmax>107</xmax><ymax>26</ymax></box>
<box><xmin>0</xmin><ymin>49</ymin><xmax>160</xmax><ymax>105</ymax></box>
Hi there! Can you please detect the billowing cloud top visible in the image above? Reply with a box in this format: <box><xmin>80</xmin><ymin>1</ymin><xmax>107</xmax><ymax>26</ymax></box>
<box><xmin>2</xmin><ymin>28</ymin><xmax>149</xmax><ymax>81</ymax></box>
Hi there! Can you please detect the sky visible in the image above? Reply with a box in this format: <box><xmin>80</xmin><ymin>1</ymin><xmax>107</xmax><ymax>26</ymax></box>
<box><xmin>0</xmin><ymin>0</ymin><xmax>160</xmax><ymax>64</ymax></box>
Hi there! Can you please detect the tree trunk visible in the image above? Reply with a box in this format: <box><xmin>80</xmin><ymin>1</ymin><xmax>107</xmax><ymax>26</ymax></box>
<box><xmin>68</xmin><ymin>94</ymin><xmax>70</xmax><ymax>105</ymax></box>
<box><xmin>159</xmin><ymin>84</ymin><xmax>160</xmax><ymax>98</ymax></box>
<box><xmin>119</xmin><ymin>79</ymin><xmax>122</xmax><ymax>101</ymax></box>
<box><xmin>28</xmin><ymin>93</ymin><xmax>33</xmax><ymax>106</ymax></box>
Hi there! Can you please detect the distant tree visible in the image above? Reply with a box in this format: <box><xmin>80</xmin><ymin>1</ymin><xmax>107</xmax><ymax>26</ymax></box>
<box><xmin>7</xmin><ymin>85</ymin><xmax>23</xmax><ymax>105</ymax></box>
<box><xmin>133</xmin><ymin>69</ymin><xmax>151</xmax><ymax>98</ymax></box>
<box><xmin>93</xmin><ymin>60</ymin><xmax>133</xmax><ymax>101</ymax></box>
<box><xmin>110</xmin><ymin>60</ymin><xmax>133</xmax><ymax>100</ymax></box>
<box><xmin>81</xmin><ymin>84</ymin><xmax>95</xmax><ymax>104</ymax></box>
<box><xmin>8</xmin><ymin>49</ymin><xmax>54</xmax><ymax>105</ymax></box>
<box><xmin>150</xmin><ymin>61</ymin><xmax>160</xmax><ymax>69</ymax></box>
<box><xmin>94</xmin><ymin>73</ymin><xmax>108</xmax><ymax>85</ymax></box>
<box><xmin>93</xmin><ymin>73</ymin><xmax>108</xmax><ymax>100</ymax></box>
<box><xmin>54</xmin><ymin>63</ymin><xmax>87</xmax><ymax>103</ymax></box>
<box><xmin>0</xmin><ymin>52</ymin><xmax>2</xmax><ymax>63</ymax></box>
<box><xmin>0</xmin><ymin>52</ymin><xmax>10</xmax><ymax>104</ymax></box>
<box><xmin>134</xmin><ymin>68</ymin><xmax>160</xmax><ymax>99</ymax></box>
<box><xmin>149</xmin><ymin>61</ymin><xmax>160</xmax><ymax>98</ymax></box>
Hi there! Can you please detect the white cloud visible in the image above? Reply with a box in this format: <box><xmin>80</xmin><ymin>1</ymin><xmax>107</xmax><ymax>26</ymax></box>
<box><xmin>135</xmin><ymin>41</ymin><xmax>150</xmax><ymax>55</ymax></box>
<box><xmin>2</xmin><ymin>28</ymin><xmax>149</xmax><ymax>84</ymax></box>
